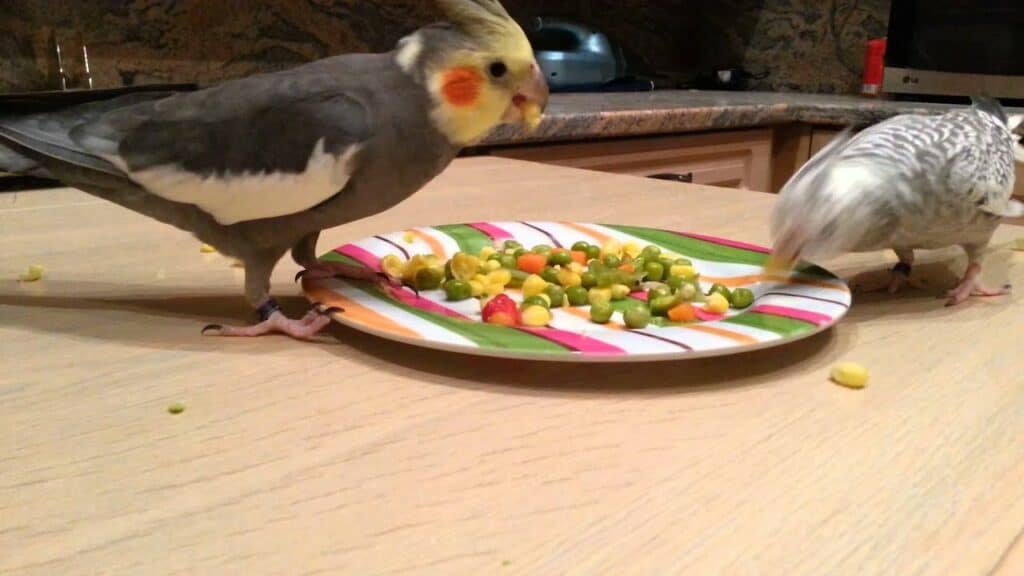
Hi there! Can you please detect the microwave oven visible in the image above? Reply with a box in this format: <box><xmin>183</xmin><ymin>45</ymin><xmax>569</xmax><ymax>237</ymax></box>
<box><xmin>882</xmin><ymin>0</ymin><xmax>1024</xmax><ymax>100</ymax></box>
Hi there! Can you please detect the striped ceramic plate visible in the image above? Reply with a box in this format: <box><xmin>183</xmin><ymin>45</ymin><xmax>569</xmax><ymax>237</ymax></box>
<box><xmin>302</xmin><ymin>222</ymin><xmax>851</xmax><ymax>362</ymax></box>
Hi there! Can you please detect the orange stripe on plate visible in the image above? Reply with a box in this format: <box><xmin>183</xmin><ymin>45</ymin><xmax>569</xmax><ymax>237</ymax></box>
<box><xmin>559</xmin><ymin>222</ymin><xmax>612</xmax><ymax>246</ymax></box>
<box><xmin>684</xmin><ymin>324</ymin><xmax>759</xmax><ymax>344</ymax></box>
<box><xmin>304</xmin><ymin>282</ymin><xmax>421</xmax><ymax>338</ymax></box>
<box><xmin>561</xmin><ymin>306</ymin><xmax>626</xmax><ymax>330</ymax></box>
<box><xmin>699</xmin><ymin>273</ymin><xmax>847</xmax><ymax>292</ymax></box>
<box><xmin>410</xmin><ymin>229</ymin><xmax>447</xmax><ymax>259</ymax></box>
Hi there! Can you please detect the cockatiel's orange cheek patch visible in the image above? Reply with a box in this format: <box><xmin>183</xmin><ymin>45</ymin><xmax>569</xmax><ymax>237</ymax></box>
<box><xmin>441</xmin><ymin>68</ymin><xmax>483</xmax><ymax>108</ymax></box>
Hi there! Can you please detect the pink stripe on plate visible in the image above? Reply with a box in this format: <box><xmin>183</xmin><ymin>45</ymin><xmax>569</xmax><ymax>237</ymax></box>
<box><xmin>676</xmin><ymin>231</ymin><xmax>771</xmax><ymax>254</ymax></box>
<box><xmin>518</xmin><ymin>327</ymin><xmax>626</xmax><ymax>355</ymax></box>
<box><xmin>337</xmin><ymin>245</ymin><xmax>382</xmax><ymax>272</ymax></box>
<box><xmin>469</xmin><ymin>222</ymin><xmax>514</xmax><ymax>241</ymax></box>
<box><xmin>386</xmin><ymin>286</ymin><xmax>470</xmax><ymax>320</ymax></box>
<box><xmin>751</xmin><ymin>305</ymin><xmax>833</xmax><ymax>326</ymax></box>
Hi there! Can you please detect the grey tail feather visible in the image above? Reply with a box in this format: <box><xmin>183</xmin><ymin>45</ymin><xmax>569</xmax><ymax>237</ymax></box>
<box><xmin>970</xmin><ymin>95</ymin><xmax>1008</xmax><ymax>125</ymax></box>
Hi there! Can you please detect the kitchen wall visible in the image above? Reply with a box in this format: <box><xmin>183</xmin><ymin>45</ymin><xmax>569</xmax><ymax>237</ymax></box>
<box><xmin>0</xmin><ymin>0</ymin><xmax>889</xmax><ymax>94</ymax></box>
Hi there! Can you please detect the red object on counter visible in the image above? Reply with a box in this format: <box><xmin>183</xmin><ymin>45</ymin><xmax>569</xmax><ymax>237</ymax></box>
<box><xmin>862</xmin><ymin>37</ymin><xmax>887</xmax><ymax>96</ymax></box>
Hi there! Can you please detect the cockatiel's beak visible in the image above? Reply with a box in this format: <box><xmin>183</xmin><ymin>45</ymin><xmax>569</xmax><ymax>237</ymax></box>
<box><xmin>503</xmin><ymin>63</ymin><xmax>549</xmax><ymax>131</ymax></box>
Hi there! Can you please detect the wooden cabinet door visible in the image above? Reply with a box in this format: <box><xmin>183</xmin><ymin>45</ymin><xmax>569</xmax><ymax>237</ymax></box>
<box><xmin>489</xmin><ymin>130</ymin><xmax>773</xmax><ymax>192</ymax></box>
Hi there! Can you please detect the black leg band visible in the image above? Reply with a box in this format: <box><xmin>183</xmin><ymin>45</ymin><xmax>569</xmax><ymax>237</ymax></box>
<box><xmin>256</xmin><ymin>299</ymin><xmax>281</xmax><ymax>322</ymax></box>
<box><xmin>892</xmin><ymin>262</ymin><xmax>912</xmax><ymax>276</ymax></box>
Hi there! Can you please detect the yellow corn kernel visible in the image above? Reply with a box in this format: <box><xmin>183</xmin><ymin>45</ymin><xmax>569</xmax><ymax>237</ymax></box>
<box><xmin>469</xmin><ymin>279</ymin><xmax>485</xmax><ymax>297</ymax></box>
<box><xmin>567</xmin><ymin>262</ymin><xmax>585</xmax><ymax>274</ymax></box>
<box><xmin>487</xmin><ymin>269</ymin><xmax>512</xmax><ymax>287</ymax></box>
<box><xmin>521</xmin><ymin>101</ymin><xmax>543</xmax><ymax>131</ymax></box>
<box><xmin>704</xmin><ymin>292</ymin><xmax>730</xmax><ymax>314</ymax></box>
<box><xmin>556</xmin><ymin>268</ymin><xmax>582</xmax><ymax>288</ymax></box>
<box><xmin>522</xmin><ymin>274</ymin><xmax>548</xmax><ymax>298</ymax></box>
<box><xmin>380</xmin><ymin>254</ymin><xmax>405</xmax><ymax>280</ymax></box>
<box><xmin>17</xmin><ymin>264</ymin><xmax>44</xmax><ymax>282</ymax></box>
<box><xmin>484</xmin><ymin>259</ymin><xmax>502</xmax><ymax>272</ymax></box>
<box><xmin>479</xmin><ymin>246</ymin><xmax>497</xmax><ymax>259</ymax></box>
<box><xmin>588</xmin><ymin>287</ymin><xmax>612</xmax><ymax>306</ymax></box>
<box><xmin>403</xmin><ymin>231</ymin><xmax>416</xmax><ymax>244</ymax></box>
<box><xmin>450</xmin><ymin>253</ymin><xmax>481</xmax><ymax>281</ymax></box>
<box><xmin>623</xmin><ymin>241</ymin><xmax>642</xmax><ymax>259</ymax></box>
<box><xmin>670</xmin><ymin>264</ymin><xmax>698</xmax><ymax>279</ymax></box>
<box><xmin>199</xmin><ymin>243</ymin><xmax>217</xmax><ymax>254</ymax></box>
<box><xmin>830</xmin><ymin>362</ymin><xmax>869</xmax><ymax>389</ymax></box>
<box><xmin>537</xmin><ymin>293</ymin><xmax>552</xmax><ymax>306</ymax></box>
<box><xmin>521</xmin><ymin>304</ymin><xmax>552</xmax><ymax>327</ymax></box>
<box><xmin>601</xmin><ymin>239</ymin><xmax>622</xmax><ymax>258</ymax></box>
<box><xmin>678</xmin><ymin>283</ymin><xmax>698</xmax><ymax>301</ymax></box>
<box><xmin>484</xmin><ymin>281</ymin><xmax>505</xmax><ymax>296</ymax></box>
<box><xmin>610</xmin><ymin>284</ymin><xmax>631</xmax><ymax>301</ymax></box>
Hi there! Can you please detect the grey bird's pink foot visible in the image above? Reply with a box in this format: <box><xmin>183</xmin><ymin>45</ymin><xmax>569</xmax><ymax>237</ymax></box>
<box><xmin>945</xmin><ymin>263</ymin><xmax>1011</xmax><ymax>306</ymax></box>
<box><xmin>202</xmin><ymin>300</ymin><xmax>339</xmax><ymax>340</ymax></box>
<box><xmin>294</xmin><ymin>261</ymin><xmax>404</xmax><ymax>294</ymax></box>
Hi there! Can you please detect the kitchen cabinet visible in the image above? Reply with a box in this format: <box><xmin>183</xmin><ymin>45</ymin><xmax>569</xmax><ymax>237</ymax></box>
<box><xmin>488</xmin><ymin>129</ymin><xmax>773</xmax><ymax>192</ymax></box>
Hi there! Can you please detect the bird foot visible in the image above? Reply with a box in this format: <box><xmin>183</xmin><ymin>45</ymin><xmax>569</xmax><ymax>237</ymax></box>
<box><xmin>854</xmin><ymin>263</ymin><xmax>924</xmax><ymax>295</ymax></box>
<box><xmin>945</xmin><ymin>277</ymin><xmax>1011</xmax><ymax>307</ymax></box>
<box><xmin>202</xmin><ymin>307</ymin><xmax>339</xmax><ymax>340</ymax></box>
<box><xmin>295</xmin><ymin>261</ymin><xmax>404</xmax><ymax>293</ymax></box>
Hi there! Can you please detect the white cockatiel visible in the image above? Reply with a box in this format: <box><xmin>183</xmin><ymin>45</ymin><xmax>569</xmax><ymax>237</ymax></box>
<box><xmin>770</xmin><ymin>97</ymin><xmax>1024</xmax><ymax>306</ymax></box>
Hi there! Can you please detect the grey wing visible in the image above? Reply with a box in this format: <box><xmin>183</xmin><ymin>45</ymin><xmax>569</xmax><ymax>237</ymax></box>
<box><xmin>943</xmin><ymin>111</ymin><xmax>1024</xmax><ymax>218</ymax></box>
<box><xmin>0</xmin><ymin>73</ymin><xmax>373</xmax><ymax>225</ymax></box>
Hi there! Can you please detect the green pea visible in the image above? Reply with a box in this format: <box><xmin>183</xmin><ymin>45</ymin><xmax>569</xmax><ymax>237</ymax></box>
<box><xmin>507</xmin><ymin>269</ymin><xmax>529</xmax><ymax>289</ymax></box>
<box><xmin>167</xmin><ymin>403</ymin><xmax>185</xmax><ymax>415</ymax></box>
<box><xmin>514</xmin><ymin>248</ymin><xmax>528</xmax><ymax>258</ymax></box>
<box><xmin>595</xmin><ymin>270</ymin><xmax>616</xmax><ymax>288</ymax></box>
<box><xmin>708</xmin><ymin>283</ymin><xmax>732</xmax><ymax>300</ymax></box>
<box><xmin>414</xmin><ymin>267</ymin><xmax>444</xmax><ymax>290</ymax></box>
<box><xmin>545</xmin><ymin>285</ymin><xmax>566</xmax><ymax>308</ymax></box>
<box><xmin>444</xmin><ymin>260</ymin><xmax>455</xmax><ymax>280</ymax></box>
<box><xmin>602</xmin><ymin>254</ymin><xmax>621</xmax><ymax>268</ymax></box>
<box><xmin>589</xmin><ymin>301</ymin><xmax>614</xmax><ymax>324</ymax></box>
<box><xmin>571</xmin><ymin>241</ymin><xmax>590</xmax><ymax>253</ymax></box>
<box><xmin>644</xmin><ymin>261</ymin><xmax>665</xmax><ymax>282</ymax></box>
<box><xmin>648</xmin><ymin>285</ymin><xmax>672</xmax><ymax>300</ymax></box>
<box><xmin>580</xmin><ymin>271</ymin><xmax>597</xmax><ymax>289</ymax></box>
<box><xmin>504</xmin><ymin>240</ymin><xmax>523</xmax><ymax>251</ymax></box>
<box><xmin>532</xmin><ymin>244</ymin><xmax>553</xmax><ymax>255</ymax></box>
<box><xmin>660</xmin><ymin>257</ymin><xmax>677</xmax><ymax>271</ymax></box>
<box><xmin>678</xmin><ymin>282</ymin><xmax>698</xmax><ymax>301</ymax></box>
<box><xmin>650</xmin><ymin>293</ymin><xmax>684</xmax><ymax>316</ymax></box>
<box><xmin>443</xmin><ymin>279</ymin><xmax>473</xmax><ymax>301</ymax></box>
<box><xmin>641</xmin><ymin>245</ymin><xmax>662</xmax><ymax>259</ymax></box>
<box><xmin>566</xmin><ymin>286</ymin><xmax>589</xmax><ymax>306</ymax></box>
<box><xmin>499</xmin><ymin>254</ymin><xmax>517</xmax><ymax>269</ymax></box>
<box><xmin>666</xmin><ymin>276</ymin><xmax>685</xmax><ymax>290</ymax></box>
<box><xmin>623</xmin><ymin>306</ymin><xmax>652</xmax><ymax>329</ymax></box>
<box><xmin>541</xmin><ymin>266</ymin><xmax>560</xmax><ymax>284</ymax></box>
<box><xmin>586</xmin><ymin>245</ymin><xmax>602</xmax><ymax>260</ymax></box>
<box><xmin>549</xmin><ymin>250</ymin><xmax>572</xmax><ymax>267</ymax></box>
<box><xmin>730</xmin><ymin>287</ymin><xmax>755</xmax><ymax>309</ymax></box>
<box><xmin>675</xmin><ymin>258</ymin><xmax>693</xmax><ymax>266</ymax></box>
<box><xmin>521</xmin><ymin>295</ymin><xmax>550</xmax><ymax>310</ymax></box>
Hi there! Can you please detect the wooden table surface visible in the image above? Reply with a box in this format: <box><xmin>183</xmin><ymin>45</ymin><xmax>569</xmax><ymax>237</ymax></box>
<box><xmin>2</xmin><ymin>157</ymin><xmax>1023</xmax><ymax>576</ymax></box>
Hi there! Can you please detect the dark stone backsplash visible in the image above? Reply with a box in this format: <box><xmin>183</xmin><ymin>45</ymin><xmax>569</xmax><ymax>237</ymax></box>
<box><xmin>0</xmin><ymin>0</ymin><xmax>890</xmax><ymax>95</ymax></box>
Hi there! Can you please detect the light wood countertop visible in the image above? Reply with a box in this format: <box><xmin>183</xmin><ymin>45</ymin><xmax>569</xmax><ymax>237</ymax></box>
<box><xmin>2</xmin><ymin>157</ymin><xmax>1023</xmax><ymax>575</ymax></box>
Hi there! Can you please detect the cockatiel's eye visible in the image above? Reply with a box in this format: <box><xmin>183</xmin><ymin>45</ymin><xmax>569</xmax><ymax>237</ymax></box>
<box><xmin>488</xmin><ymin>61</ymin><xmax>508</xmax><ymax>79</ymax></box>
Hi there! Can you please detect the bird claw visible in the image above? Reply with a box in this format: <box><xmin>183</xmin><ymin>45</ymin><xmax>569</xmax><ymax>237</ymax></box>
<box><xmin>201</xmin><ymin>307</ymin><xmax>333</xmax><ymax>340</ymax></box>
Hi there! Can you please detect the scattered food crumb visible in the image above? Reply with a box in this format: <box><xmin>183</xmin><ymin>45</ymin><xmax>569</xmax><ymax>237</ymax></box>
<box><xmin>1014</xmin><ymin>238</ymin><xmax>1024</xmax><ymax>251</ymax></box>
<box><xmin>168</xmin><ymin>403</ymin><xmax>186</xmax><ymax>415</ymax></box>
<box><xmin>830</xmin><ymin>362</ymin><xmax>868</xmax><ymax>389</ymax></box>
<box><xmin>200</xmin><ymin>243</ymin><xmax>217</xmax><ymax>254</ymax></box>
<box><xmin>17</xmin><ymin>264</ymin><xmax>44</xmax><ymax>282</ymax></box>
<box><xmin>403</xmin><ymin>231</ymin><xmax>417</xmax><ymax>244</ymax></box>
<box><xmin>502</xmin><ymin>560</ymin><xmax>512</xmax><ymax>567</ymax></box>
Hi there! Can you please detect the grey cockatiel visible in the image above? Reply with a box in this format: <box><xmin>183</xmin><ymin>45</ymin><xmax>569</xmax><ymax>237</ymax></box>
<box><xmin>770</xmin><ymin>97</ymin><xmax>1024</xmax><ymax>306</ymax></box>
<box><xmin>0</xmin><ymin>0</ymin><xmax>548</xmax><ymax>339</ymax></box>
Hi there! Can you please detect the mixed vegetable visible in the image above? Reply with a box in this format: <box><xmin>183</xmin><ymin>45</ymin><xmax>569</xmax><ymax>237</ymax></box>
<box><xmin>378</xmin><ymin>239</ymin><xmax>755</xmax><ymax>329</ymax></box>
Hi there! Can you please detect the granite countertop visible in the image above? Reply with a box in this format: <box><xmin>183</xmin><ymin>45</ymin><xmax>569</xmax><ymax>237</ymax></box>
<box><xmin>479</xmin><ymin>90</ymin><xmax>1023</xmax><ymax>148</ymax></box>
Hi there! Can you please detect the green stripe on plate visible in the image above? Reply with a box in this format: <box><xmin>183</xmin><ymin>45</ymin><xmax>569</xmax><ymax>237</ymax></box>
<box><xmin>723</xmin><ymin>312</ymin><xmax>817</xmax><ymax>337</ymax></box>
<box><xmin>605</xmin><ymin>225</ymin><xmax>768</xmax><ymax>266</ymax></box>
<box><xmin>357</xmin><ymin>285</ymin><xmax>568</xmax><ymax>354</ymax></box>
<box><xmin>435</xmin><ymin>224</ymin><xmax>493</xmax><ymax>256</ymax></box>
<box><xmin>320</xmin><ymin>251</ymin><xmax>366</xmax><ymax>268</ymax></box>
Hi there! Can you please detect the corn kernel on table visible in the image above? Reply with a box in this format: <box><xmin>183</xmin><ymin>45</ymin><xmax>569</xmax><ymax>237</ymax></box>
<box><xmin>2</xmin><ymin>157</ymin><xmax>1023</xmax><ymax>576</ymax></box>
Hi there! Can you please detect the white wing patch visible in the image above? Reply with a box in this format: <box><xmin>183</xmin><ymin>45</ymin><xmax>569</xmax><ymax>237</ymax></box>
<box><xmin>105</xmin><ymin>139</ymin><xmax>360</xmax><ymax>225</ymax></box>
